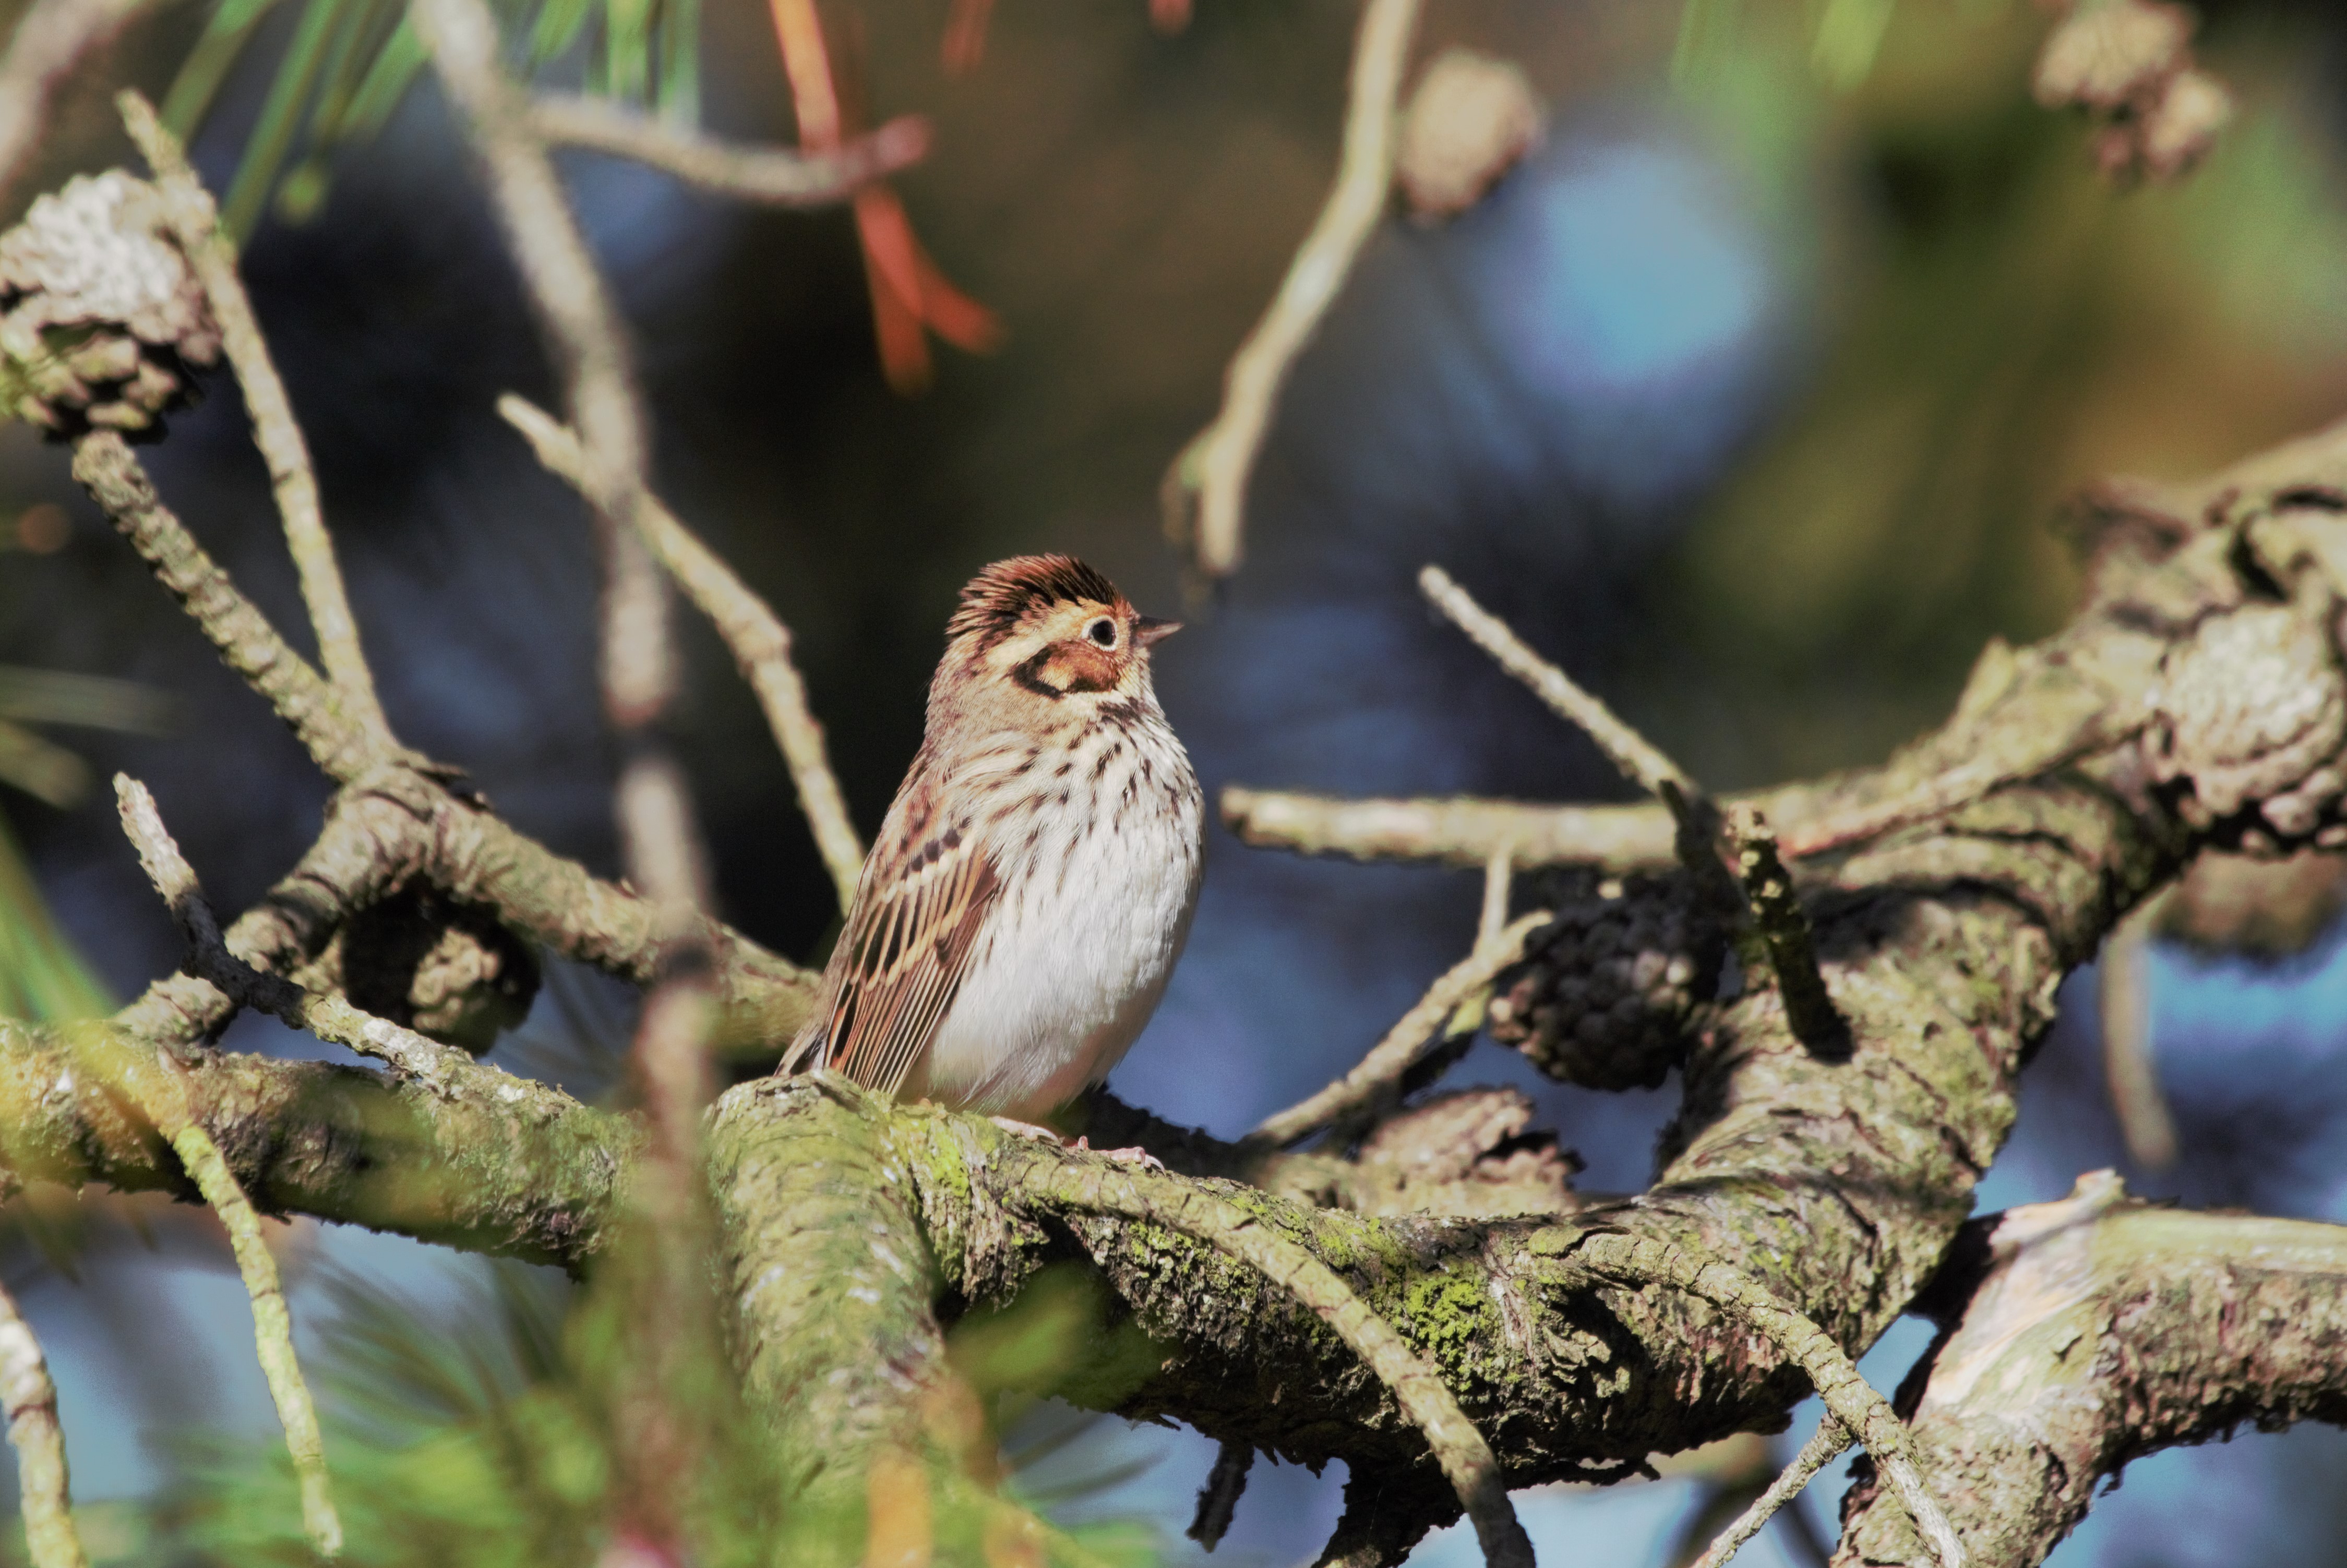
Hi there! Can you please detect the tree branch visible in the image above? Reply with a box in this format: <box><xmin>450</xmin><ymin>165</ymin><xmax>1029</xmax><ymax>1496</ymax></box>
<box><xmin>0</xmin><ymin>1273</ymin><xmax>85</xmax><ymax>1568</ymax></box>
<box><xmin>117</xmin><ymin>93</ymin><xmax>392</xmax><ymax>740</ymax></box>
<box><xmin>498</xmin><ymin>392</ymin><xmax>865</xmax><ymax>912</ymax></box>
<box><xmin>528</xmin><ymin>94</ymin><xmax>929</xmax><ymax>207</ymax></box>
<box><xmin>0</xmin><ymin>0</ymin><xmax>148</xmax><ymax>211</ymax></box>
<box><xmin>1163</xmin><ymin>0</ymin><xmax>1421</xmax><ymax>581</ymax></box>
<box><xmin>1838</xmin><ymin>1173</ymin><xmax>2347</xmax><ymax>1568</ymax></box>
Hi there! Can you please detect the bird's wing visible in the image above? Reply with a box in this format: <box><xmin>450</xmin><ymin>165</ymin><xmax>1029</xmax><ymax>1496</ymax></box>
<box><xmin>817</xmin><ymin>799</ymin><xmax>1002</xmax><ymax>1100</ymax></box>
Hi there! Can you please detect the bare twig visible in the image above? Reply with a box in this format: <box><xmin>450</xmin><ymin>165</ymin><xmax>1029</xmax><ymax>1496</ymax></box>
<box><xmin>1420</xmin><ymin>565</ymin><xmax>1738</xmax><ymax>904</ymax></box>
<box><xmin>2099</xmin><ymin>891</ymin><xmax>2177</xmax><ymax>1169</ymax></box>
<box><xmin>409</xmin><ymin>0</ymin><xmax>672</xmax><ymax>733</ymax></box>
<box><xmin>1476</xmin><ymin>848</ymin><xmax>1512</xmax><ymax>948</ymax></box>
<box><xmin>1684</xmin><ymin>1419</ymin><xmax>1849</xmax><ymax>1568</ymax></box>
<box><xmin>1726</xmin><ymin>806</ymin><xmax>1847</xmax><ymax>1056</ymax></box>
<box><xmin>114</xmin><ymin>774</ymin><xmax>472</xmax><ymax>1088</ymax></box>
<box><xmin>1247</xmin><ymin>910</ymin><xmax>1551</xmax><ymax>1149</ymax></box>
<box><xmin>1003</xmin><ymin>1153</ymin><xmax>1534</xmax><ymax>1568</ymax></box>
<box><xmin>0</xmin><ymin>0</ymin><xmax>147</xmax><ymax>209</ymax></box>
<box><xmin>117</xmin><ymin>92</ymin><xmax>392</xmax><ymax>741</ymax></box>
<box><xmin>1164</xmin><ymin>0</ymin><xmax>1422</xmax><ymax>580</ymax></box>
<box><xmin>1575</xmin><ymin>1233</ymin><xmax>1964</xmax><ymax>1568</ymax></box>
<box><xmin>1188</xmin><ymin>1438</ymin><xmax>1255</xmax><ymax>1552</ymax></box>
<box><xmin>499</xmin><ymin>393</ymin><xmax>865</xmax><ymax>910</ymax></box>
<box><xmin>1223</xmin><ymin>786</ymin><xmax>1680</xmax><ymax>869</ymax></box>
<box><xmin>69</xmin><ymin>431</ymin><xmax>385</xmax><ymax>782</ymax></box>
<box><xmin>529</xmin><ymin>94</ymin><xmax>929</xmax><ymax>206</ymax></box>
<box><xmin>170</xmin><ymin>1121</ymin><xmax>343</xmax><ymax>1557</ymax></box>
<box><xmin>107</xmin><ymin>779</ymin><xmax>343</xmax><ymax>1558</ymax></box>
<box><xmin>0</xmin><ymin>1275</ymin><xmax>88</xmax><ymax>1568</ymax></box>
<box><xmin>1419</xmin><ymin>565</ymin><xmax>1690</xmax><ymax>802</ymax></box>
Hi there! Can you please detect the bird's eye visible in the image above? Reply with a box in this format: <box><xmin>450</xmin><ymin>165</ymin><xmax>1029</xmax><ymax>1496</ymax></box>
<box><xmin>1086</xmin><ymin>618</ymin><xmax>1118</xmax><ymax>648</ymax></box>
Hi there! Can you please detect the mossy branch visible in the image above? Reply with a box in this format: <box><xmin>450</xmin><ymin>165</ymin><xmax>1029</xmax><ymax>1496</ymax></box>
<box><xmin>995</xmin><ymin>1149</ymin><xmax>1534</xmax><ymax>1568</ymax></box>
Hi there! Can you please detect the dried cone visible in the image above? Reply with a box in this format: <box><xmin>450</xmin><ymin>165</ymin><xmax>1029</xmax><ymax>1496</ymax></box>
<box><xmin>0</xmin><ymin>170</ymin><xmax>221</xmax><ymax>435</ymax></box>
<box><xmin>1395</xmin><ymin>49</ymin><xmax>1544</xmax><ymax>223</ymax></box>
<box><xmin>1486</xmin><ymin>868</ymin><xmax>1725</xmax><ymax>1091</ymax></box>
<box><xmin>2032</xmin><ymin>0</ymin><xmax>2229</xmax><ymax>184</ymax></box>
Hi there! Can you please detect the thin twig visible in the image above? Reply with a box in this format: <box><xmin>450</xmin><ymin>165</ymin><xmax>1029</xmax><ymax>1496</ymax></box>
<box><xmin>1477</xmin><ymin>848</ymin><xmax>1512</xmax><ymax>949</ymax></box>
<box><xmin>1247</xmin><ymin>910</ymin><xmax>1551</xmax><ymax>1149</ymax></box>
<box><xmin>69</xmin><ymin>431</ymin><xmax>384</xmax><ymax>782</ymax></box>
<box><xmin>2099</xmin><ymin>891</ymin><xmax>2177</xmax><ymax>1170</ymax></box>
<box><xmin>529</xmin><ymin>94</ymin><xmax>929</xmax><ymax>206</ymax></box>
<box><xmin>1187</xmin><ymin>1438</ymin><xmax>1254</xmax><ymax>1552</ymax></box>
<box><xmin>117</xmin><ymin>92</ymin><xmax>392</xmax><ymax>741</ymax></box>
<box><xmin>1164</xmin><ymin>0</ymin><xmax>1422</xmax><ymax>580</ymax></box>
<box><xmin>1419</xmin><ymin>565</ymin><xmax>1690</xmax><ymax>800</ymax></box>
<box><xmin>1420</xmin><ymin>564</ymin><xmax>1739</xmax><ymax>905</ymax></box>
<box><xmin>1003</xmin><ymin>1154</ymin><xmax>1534</xmax><ymax>1568</ymax></box>
<box><xmin>105</xmin><ymin>782</ymin><xmax>343</xmax><ymax>1557</ymax></box>
<box><xmin>409</xmin><ymin>0</ymin><xmax>672</xmax><ymax>732</ymax></box>
<box><xmin>114</xmin><ymin>773</ymin><xmax>473</xmax><ymax>1088</ymax></box>
<box><xmin>0</xmin><ymin>1276</ymin><xmax>88</xmax><ymax>1568</ymax></box>
<box><xmin>1726</xmin><ymin>806</ymin><xmax>1847</xmax><ymax>1057</ymax></box>
<box><xmin>170</xmin><ymin>1121</ymin><xmax>343</xmax><ymax>1558</ymax></box>
<box><xmin>1575</xmin><ymin>1233</ymin><xmax>1965</xmax><ymax>1568</ymax></box>
<box><xmin>0</xmin><ymin>0</ymin><xmax>147</xmax><ymax>209</ymax></box>
<box><xmin>499</xmin><ymin>393</ymin><xmax>865</xmax><ymax>910</ymax></box>
<box><xmin>1685</xmin><ymin>1419</ymin><xmax>1850</xmax><ymax>1568</ymax></box>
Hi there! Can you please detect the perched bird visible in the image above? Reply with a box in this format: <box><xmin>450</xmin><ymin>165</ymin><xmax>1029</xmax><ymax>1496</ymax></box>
<box><xmin>782</xmin><ymin>554</ymin><xmax>1203</xmax><ymax>1122</ymax></box>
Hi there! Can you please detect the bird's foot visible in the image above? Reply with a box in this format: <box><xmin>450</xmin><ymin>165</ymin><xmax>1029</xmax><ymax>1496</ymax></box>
<box><xmin>988</xmin><ymin>1115</ymin><xmax>1062</xmax><ymax>1142</ymax></box>
<box><xmin>985</xmin><ymin>1117</ymin><xmax>1165</xmax><ymax>1171</ymax></box>
<box><xmin>1073</xmin><ymin>1135</ymin><xmax>1165</xmax><ymax>1172</ymax></box>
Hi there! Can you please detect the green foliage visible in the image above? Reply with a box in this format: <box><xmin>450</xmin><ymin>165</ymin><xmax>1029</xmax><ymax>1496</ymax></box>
<box><xmin>0</xmin><ymin>810</ymin><xmax>109</xmax><ymax>1024</ymax></box>
<box><xmin>2</xmin><ymin>1259</ymin><xmax>1169</xmax><ymax>1566</ymax></box>
<box><xmin>160</xmin><ymin>0</ymin><xmax>704</xmax><ymax>244</ymax></box>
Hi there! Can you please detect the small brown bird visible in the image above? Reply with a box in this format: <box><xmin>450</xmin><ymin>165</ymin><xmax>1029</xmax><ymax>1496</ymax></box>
<box><xmin>782</xmin><ymin>555</ymin><xmax>1204</xmax><ymax>1121</ymax></box>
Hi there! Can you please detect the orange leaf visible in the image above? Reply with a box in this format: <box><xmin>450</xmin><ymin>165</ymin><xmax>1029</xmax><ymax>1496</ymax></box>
<box><xmin>864</xmin><ymin>1450</ymin><xmax>934</xmax><ymax>1568</ymax></box>
<box><xmin>767</xmin><ymin>0</ymin><xmax>842</xmax><ymax>148</ymax></box>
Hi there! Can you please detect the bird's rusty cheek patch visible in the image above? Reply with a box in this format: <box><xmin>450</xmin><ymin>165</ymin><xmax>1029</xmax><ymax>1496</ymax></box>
<box><xmin>1011</xmin><ymin>644</ymin><xmax>1120</xmax><ymax>697</ymax></box>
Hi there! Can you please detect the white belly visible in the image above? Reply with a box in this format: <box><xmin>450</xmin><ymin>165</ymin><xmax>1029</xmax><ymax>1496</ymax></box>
<box><xmin>915</xmin><ymin>737</ymin><xmax>1202</xmax><ymax>1119</ymax></box>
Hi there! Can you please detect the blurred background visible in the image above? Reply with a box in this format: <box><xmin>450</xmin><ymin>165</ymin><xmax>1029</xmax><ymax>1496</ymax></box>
<box><xmin>7</xmin><ymin>0</ymin><xmax>2347</xmax><ymax>1562</ymax></box>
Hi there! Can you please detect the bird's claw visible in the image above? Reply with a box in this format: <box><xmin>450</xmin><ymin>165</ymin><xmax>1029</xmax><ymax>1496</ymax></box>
<box><xmin>1074</xmin><ymin>1136</ymin><xmax>1165</xmax><ymax>1171</ymax></box>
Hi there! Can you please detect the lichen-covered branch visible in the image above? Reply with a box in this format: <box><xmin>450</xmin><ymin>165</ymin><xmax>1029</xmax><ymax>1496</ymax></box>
<box><xmin>118</xmin><ymin>93</ymin><xmax>391</xmax><ymax>739</ymax></box>
<box><xmin>0</xmin><ymin>0</ymin><xmax>148</xmax><ymax>208</ymax></box>
<box><xmin>1837</xmin><ymin>1173</ymin><xmax>2347</xmax><ymax>1568</ymax></box>
<box><xmin>701</xmin><ymin>418</ymin><xmax>2347</xmax><ymax>1566</ymax></box>
<box><xmin>0</xmin><ymin>1016</ymin><xmax>626</xmax><ymax>1266</ymax></box>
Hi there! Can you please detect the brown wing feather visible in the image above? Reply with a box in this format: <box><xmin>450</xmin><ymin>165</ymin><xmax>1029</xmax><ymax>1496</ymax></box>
<box><xmin>810</xmin><ymin>809</ymin><xmax>1000</xmax><ymax>1099</ymax></box>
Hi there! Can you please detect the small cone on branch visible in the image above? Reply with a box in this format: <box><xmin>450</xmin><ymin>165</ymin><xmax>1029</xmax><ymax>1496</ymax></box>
<box><xmin>2032</xmin><ymin>0</ymin><xmax>2231</xmax><ymax>184</ymax></box>
<box><xmin>0</xmin><ymin>170</ymin><xmax>221</xmax><ymax>436</ymax></box>
<box><xmin>1395</xmin><ymin>49</ymin><xmax>1545</xmax><ymax>223</ymax></box>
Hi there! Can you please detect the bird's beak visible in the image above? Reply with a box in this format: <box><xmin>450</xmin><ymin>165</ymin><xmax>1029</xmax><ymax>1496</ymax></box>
<box><xmin>1134</xmin><ymin>616</ymin><xmax>1182</xmax><ymax>647</ymax></box>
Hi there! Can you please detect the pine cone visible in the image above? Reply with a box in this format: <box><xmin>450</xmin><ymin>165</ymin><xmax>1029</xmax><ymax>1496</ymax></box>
<box><xmin>0</xmin><ymin>170</ymin><xmax>221</xmax><ymax>436</ymax></box>
<box><xmin>1486</xmin><ymin>868</ymin><xmax>1725</xmax><ymax>1090</ymax></box>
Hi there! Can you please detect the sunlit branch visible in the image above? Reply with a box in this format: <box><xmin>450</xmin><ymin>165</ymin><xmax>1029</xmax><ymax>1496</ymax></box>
<box><xmin>1246</xmin><ymin>910</ymin><xmax>1551</xmax><ymax>1149</ymax></box>
<box><xmin>109</xmin><ymin>777</ymin><xmax>342</xmax><ymax>1558</ymax></box>
<box><xmin>117</xmin><ymin>93</ymin><xmax>392</xmax><ymax>741</ymax></box>
<box><xmin>1163</xmin><ymin>0</ymin><xmax>1423</xmax><ymax>581</ymax></box>
<box><xmin>499</xmin><ymin>393</ymin><xmax>866</xmax><ymax>911</ymax></box>
<box><xmin>0</xmin><ymin>1275</ymin><xmax>87</xmax><ymax>1568</ymax></box>
<box><xmin>1684</xmin><ymin>1418</ymin><xmax>1848</xmax><ymax>1568</ymax></box>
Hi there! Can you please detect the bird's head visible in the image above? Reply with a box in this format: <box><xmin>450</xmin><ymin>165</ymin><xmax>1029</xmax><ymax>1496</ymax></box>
<box><xmin>940</xmin><ymin>554</ymin><xmax>1180</xmax><ymax>718</ymax></box>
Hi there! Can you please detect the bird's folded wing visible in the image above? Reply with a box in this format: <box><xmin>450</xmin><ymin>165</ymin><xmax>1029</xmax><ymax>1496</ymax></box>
<box><xmin>823</xmin><ymin>826</ymin><xmax>1002</xmax><ymax>1098</ymax></box>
